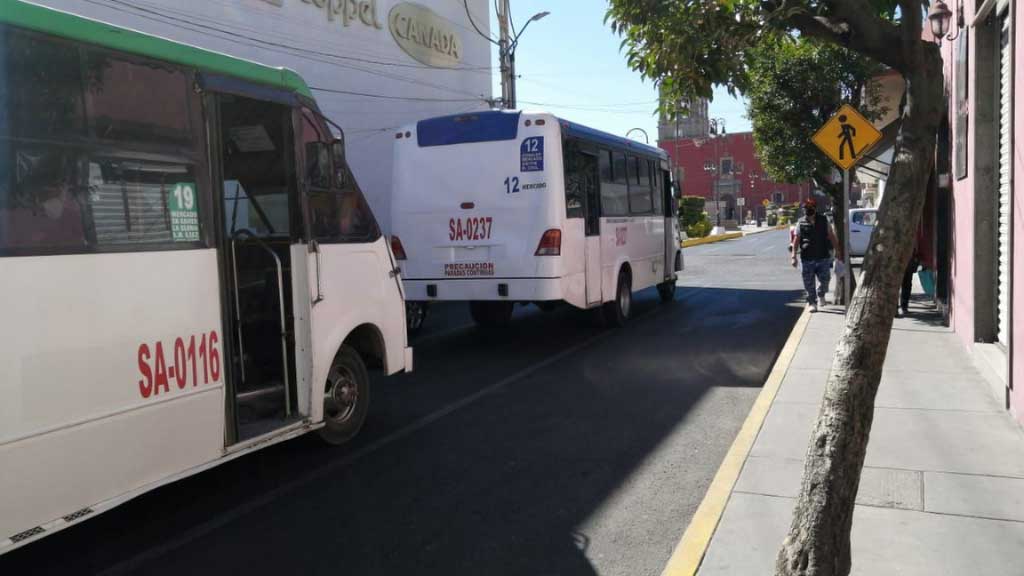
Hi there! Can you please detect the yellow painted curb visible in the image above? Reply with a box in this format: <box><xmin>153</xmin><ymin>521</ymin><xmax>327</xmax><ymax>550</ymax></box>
<box><xmin>681</xmin><ymin>232</ymin><xmax>743</xmax><ymax>248</ymax></box>
<box><xmin>660</xmin><ymin>307</ymin><xmax>812</xmax><ymax>576</ymax></box>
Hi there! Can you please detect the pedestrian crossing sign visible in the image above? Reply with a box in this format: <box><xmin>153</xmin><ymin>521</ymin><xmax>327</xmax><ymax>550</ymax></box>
<box><xmin>811</xmin><ymin>104</ymin><xmax>882</xmax><ymax>171</ymax></box>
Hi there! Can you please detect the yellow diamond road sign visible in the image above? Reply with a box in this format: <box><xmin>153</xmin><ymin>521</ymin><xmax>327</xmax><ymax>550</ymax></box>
<box><xmin>812</xmin><ymin>104</ymin><xmax>882</xmax><ymax>171</ymax></box>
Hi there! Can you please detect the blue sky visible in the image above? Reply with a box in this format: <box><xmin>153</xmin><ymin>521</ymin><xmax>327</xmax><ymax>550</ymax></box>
<box><xmin>486</xmin><ymin>1</ymin><xmax>752</xmax><ymax>142</ymax></box>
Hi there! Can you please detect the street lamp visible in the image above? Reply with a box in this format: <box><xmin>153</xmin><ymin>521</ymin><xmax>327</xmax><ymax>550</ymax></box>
<box><xmin>928</xmin><ymin>0</ymin><xmax>962</xmax><ymax>44</ymax></box>
<box><xmin>625</xmin><ymin>128</ymin><xmax>650</xmax><ymax>143</ymax></box>
<box><xmin>465</xmin><ymin>2</ymin><xmax>549</xmax><ymax>109</ymax></box>
<box><xmin>503</xmin><ymin>9</ymin><xmax>549</xmax><ymax>109</ymax></box>
<box><xmin>708</xmin><ymin>118</ymin><xmax>726</xmax><ymax>230</ymax></box>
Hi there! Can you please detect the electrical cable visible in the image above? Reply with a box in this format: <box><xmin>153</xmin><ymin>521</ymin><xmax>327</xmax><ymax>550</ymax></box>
<box><xmin>94</xmin><ymin>0</ymin><xmax>494</xmax><ymax>72</ymax></box>
<box><xmin>309</xmin><ymin>86</ymin><xmax>486</xmax><ymax>103</ymax></box>
<box><xmin>464</xmin><ymin>0</ymin><xmax>500</xmax><ymax>45</ymax></box>
<box><xmin>84</xmin><ymin>0</ymin><xmax>492</xmax><ymax>100</ymax></box>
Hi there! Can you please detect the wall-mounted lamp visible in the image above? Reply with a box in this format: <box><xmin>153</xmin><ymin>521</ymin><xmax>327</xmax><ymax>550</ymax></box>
<box><xmin>928</xmin><ymin>0</ymin><xmax>964</xmax><ymax>44</ymax></box>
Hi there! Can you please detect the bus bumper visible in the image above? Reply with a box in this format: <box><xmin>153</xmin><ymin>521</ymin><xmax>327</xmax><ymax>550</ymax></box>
<box><xmin>403</xmin><ymin>278</ymin><xmax>563</xmax><ymax>302</ymax></box>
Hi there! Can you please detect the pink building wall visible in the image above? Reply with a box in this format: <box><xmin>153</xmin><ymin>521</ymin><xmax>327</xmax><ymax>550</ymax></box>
<box><xmin>1011</xmin><ymin>0</ymin><xmax>1024</xmax><ymax>419</ymax></box>
<box><xmin>943</xmin><ymin>0</ymin><xmax>1023</xmax><ymax>421</ymax></box>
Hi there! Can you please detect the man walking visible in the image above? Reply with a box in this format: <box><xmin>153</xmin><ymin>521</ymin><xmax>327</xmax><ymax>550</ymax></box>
<box><xmin>791</xmin><ymin>198</ymin><xmax>842</xmax><ymax>312</ymax></box>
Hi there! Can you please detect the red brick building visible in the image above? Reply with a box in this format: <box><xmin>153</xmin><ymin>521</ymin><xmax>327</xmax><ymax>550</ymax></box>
<box><xmin>658</xmin><ymin>132</ymin><xmax>813</xmax><ymax>222</ymax></box>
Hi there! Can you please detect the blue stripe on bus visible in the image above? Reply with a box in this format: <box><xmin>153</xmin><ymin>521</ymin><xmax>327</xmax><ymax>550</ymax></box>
<box><xmin>417</xmin><ymin>111</ymin><xmax>521</xmax><ymax>147</ymax></box>
<box><xmin>559</xmin><ymin>120</ymin><xmax>668</xmax><ymax>159</ymax></box>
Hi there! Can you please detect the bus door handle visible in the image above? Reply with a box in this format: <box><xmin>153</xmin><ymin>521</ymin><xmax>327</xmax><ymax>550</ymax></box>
<box><xmin>311</xmin><ymin>240</ymin><xmax>325</xmax><ymax>307</ymax></box>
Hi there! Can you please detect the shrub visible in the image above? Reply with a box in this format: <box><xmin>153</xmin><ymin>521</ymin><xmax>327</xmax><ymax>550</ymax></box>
<box><xmin>687</xmin><ymin>218</ymin><xmax>712</xmax><ymax>238</ymax></box>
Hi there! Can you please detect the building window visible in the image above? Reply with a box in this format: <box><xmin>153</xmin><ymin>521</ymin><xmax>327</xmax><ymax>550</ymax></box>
<box><xmin>720</xmin><ymin>157</ymin><xmax>733</xmax><ymax>176</ymax></box>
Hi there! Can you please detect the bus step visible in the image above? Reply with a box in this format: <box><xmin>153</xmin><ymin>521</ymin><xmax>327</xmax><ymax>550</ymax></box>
<box><xmin>236</xmin><ymin>384</ymin><xmax>284</xmax><ymax>402</ymax></box>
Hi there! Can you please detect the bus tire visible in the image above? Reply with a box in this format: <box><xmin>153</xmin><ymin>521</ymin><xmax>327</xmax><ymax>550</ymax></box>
<box><xmin>657</xmin><ymin>279</ymin><xmax>677</xmax><ymax>303</ymax></box>
<box><xmin>319</xmin><ymin>345</ymin><xmax>370</xmax><ymax>446</ymax></box>
<box><xmin>604</xmin><ymin>268</ymin><xmax>632</xmax><ymax>327</ymax></box>
<box><xmin>469</xmin><ymin>301</ymin><xmax>513</xmax><ymax>328</ymax></box>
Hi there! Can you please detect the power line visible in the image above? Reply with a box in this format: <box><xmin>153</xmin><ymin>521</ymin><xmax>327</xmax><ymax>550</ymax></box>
<box><xmin>309</xmin><ymin>86</ymin><xmax>486</xmax><ymax>103</ymax></box>
<box><xmin>464</xmin><ymin>0</ymin><xmax>499</xmax><ymax>45</ymax></box>
<box><xmin>84</xmin><ymin>0</ymin><xmax>492</xmax><ymax>101</ymax></box>
<box><xmin>94</xmin><ymin>0</ymin><xmax>494</xmax><ymax>73</ymax></box>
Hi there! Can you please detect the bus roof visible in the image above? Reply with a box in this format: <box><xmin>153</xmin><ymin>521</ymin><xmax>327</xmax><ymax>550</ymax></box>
<box><xmin>3</xmin><ymin>0</ymin><xmax>314</xmax><ymax>100</ymax></box>
<box><xmin>415</xmin><ymin>110</ymin><xmax>667</xmax><ymax>159</ymax></box>
<box><xmin>558</xmin><ymin>118</ymin><xmax>667</xmax><ymax>159</ymax></box>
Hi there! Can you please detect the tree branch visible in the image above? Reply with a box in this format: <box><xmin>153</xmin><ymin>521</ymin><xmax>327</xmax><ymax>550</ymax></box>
<box><xmin>785</xmin><ymin>0</ymin><xmax>908</xmax><ymax>73</ymax></box>
<box><xmin>898</xmin><ymin>0</ymin><xmax>924</xmax><ymax>68</ymax></box>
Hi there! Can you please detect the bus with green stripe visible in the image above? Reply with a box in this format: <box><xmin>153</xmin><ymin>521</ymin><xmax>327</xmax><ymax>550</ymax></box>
<box><xmin>0</xmin><ymin>0</ymin><xmax>412</xmax><ymax>553</ymax></box>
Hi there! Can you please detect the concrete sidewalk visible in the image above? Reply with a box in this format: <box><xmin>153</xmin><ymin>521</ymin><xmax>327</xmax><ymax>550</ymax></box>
<box><xmin>696</xmin><ymin>295</ymin><xmax>1024</xmax><ymax>575</ymax></box>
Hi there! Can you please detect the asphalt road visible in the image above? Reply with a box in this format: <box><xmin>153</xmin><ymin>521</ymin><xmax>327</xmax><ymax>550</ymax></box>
<box><xmin>2</xmin><ymin>229</ymin><xmax>803</xmax><ymax>576</ymax></box>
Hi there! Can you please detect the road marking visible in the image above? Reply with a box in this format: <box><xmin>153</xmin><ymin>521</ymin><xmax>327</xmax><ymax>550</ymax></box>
<box><xmin>660</xmin><ymin>306</ymin><xmax>811</xmax><ymax>576</ymax></box>
<box><xmin>99</xmin><ymin>288</ymin><xmax>706</xmax><ymax>575</ymax></box>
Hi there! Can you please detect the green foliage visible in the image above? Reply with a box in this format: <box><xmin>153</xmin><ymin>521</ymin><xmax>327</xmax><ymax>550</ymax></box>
<box><xmin>747</xmin><ymin>38</ymin><xmax>885</xmax><ymax>187</ymax></box>
<box><xmin>604</xmin><ymin>1</ymin><xmax>910</xmax><ymax>113</ymax></box>
<box><xmin>679</xmin><ymin>196</ymin><xmax>706</xmax><ymax>227</ymax></box>
<box><xmin>687</xmin><ymin>218</ymin><xmax>713</xmax><ymax>239</ymax></box>
<box><xmin>678</xmin><ymin>195</ymin><xmax>711</xmax><ymax>238</ymax></box>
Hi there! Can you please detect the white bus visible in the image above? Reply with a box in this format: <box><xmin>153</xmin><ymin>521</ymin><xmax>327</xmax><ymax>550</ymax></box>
<box><xmin>390</xmin><ymin>111</ymin><xmax>682</xmax><ymax>329</ymax></box>
<box><xmin>0</xmin><ymin>1</ymin><xmax>410</xmax><ymax>553</ymax></box>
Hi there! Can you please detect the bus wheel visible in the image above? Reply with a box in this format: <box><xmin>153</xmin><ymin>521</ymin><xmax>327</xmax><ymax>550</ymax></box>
<box><xmin>604</xmin><ymin>269</ymin><xmax>632</xmax><ymax>327</ymax></box>
<box><xmin>319</xmin><ymin>345</ymin><xmax>370</xmax><ymax>445</ymax></box>
<box><xmin>657</xmin><ymin>279</ymin><xmax>677</xmax><ymax>303</ymax></box>
<box><xmin>469</xmin><ymin>301</ymin><xmax>513</xmax><ymax>327</ymax></box>
<box><xmin>406</xmin><ymin>301</ymin><xmax>428</xmax><ymax>336</ymax></box>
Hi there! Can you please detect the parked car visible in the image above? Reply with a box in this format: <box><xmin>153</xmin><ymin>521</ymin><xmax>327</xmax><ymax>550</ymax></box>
<box><xmin>849</xmin><ymin>208</ymin><xmax>878</xmax><ymax>257</ymax></box>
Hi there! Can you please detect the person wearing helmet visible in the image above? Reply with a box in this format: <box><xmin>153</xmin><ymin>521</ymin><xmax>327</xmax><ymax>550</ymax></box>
<box><xmin>790</xmin><ymin>198</ymin><xmax>842</xmax><ymax>312</ymax></box>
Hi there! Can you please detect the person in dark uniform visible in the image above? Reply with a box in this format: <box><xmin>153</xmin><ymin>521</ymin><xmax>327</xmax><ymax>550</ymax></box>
<box><xmin>790</xmin><ymin>198</ymin><xmax>842</xmax><ymax>312</ymax></box>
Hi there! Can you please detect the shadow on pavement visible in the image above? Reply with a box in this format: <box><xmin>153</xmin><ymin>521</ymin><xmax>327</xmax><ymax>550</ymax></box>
<box><xmin>1</xmin><ymin>287</ymin><xmax>803</xmax><ymax>576</ymax></box>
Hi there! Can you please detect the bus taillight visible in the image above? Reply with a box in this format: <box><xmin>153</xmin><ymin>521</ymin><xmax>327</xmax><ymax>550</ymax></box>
<box><xmin>534</xmin><ymin>229</ymin><xmax>561</xmax><ymax>256</ymax></box>
<box><xmin>390</xmin><ymin>235</ymin><xmax>408</xmax><ymax>260</ymax></box>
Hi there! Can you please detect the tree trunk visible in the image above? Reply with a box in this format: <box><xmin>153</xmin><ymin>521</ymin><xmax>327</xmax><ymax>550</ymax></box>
<box><xmin>774</xmin><ymin>47</ymin><xmax>945</xmax><ymax>576</ymax></box>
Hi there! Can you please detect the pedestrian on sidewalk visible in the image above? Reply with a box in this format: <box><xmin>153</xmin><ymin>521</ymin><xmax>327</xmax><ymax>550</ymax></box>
<box><xmin>898</xmin><ymin>227</ymin><xmax>924</xmax><ymax>317</ymax></box>
<box><xmin>790</xmin><ymin>198</ymin><xmax>842</xmax><ymax>313</ymax></box>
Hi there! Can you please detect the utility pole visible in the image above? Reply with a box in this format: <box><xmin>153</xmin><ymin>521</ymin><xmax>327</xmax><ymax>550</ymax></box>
<box><xmin>497</xmin><ymin>0</ymin><xmax>513</xmax><ymax>109</ymax></box>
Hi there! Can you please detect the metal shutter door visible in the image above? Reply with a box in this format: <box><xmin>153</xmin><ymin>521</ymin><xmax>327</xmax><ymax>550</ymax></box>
<box><xmin>996</xmin><ymin>7</ymin><xmax>1012</xmax><ymax>346</ymax></box>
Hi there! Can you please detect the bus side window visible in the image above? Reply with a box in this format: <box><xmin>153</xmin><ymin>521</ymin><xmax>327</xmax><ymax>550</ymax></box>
<box><xmin>303</xmin><ymin>110</ymin><xmax>380</xmax><ymax>244</ymax></box>
<box><xmin>601</xmin><ymin>150</ymin><xmax>628</xmax><ymax>216</ymax></box>
<box><xmin>629</xmin><ymin>156</ymin><xmax>653</xmax><ymax>215</ymax></box>
<box><xmin>563</xmin><ymin>141</ymin><xmax>585</xmax><ymax>219</ymax></box>
<box><xmin>83</xmin><ymin>49</ymin><xmax>192</xmax><ymax>145</ymax></box>
<box><xmin>6</xmin><ymin>28</ymin><xmax>87</xmax><ymax>140</ymax></box>
<box><xmin>651</xmin><ymin>161</ymin><xmax>663</xmax><ymax>216</ymax></box>
<box><xmin>301</xmin><ymin>109</ymin><xmax>332</xmax><ymax>191</ymax></box>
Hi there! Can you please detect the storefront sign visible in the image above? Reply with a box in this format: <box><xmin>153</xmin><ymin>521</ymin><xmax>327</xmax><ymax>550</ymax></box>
<box><xmin>301</xmin><ymin>0</ymin><xmax>383</xmax><ymax>28</ymax></box>
<box><xmin>389</xmin><ymin>3</ymin><xmax>463</xmax><ymax>68</ymax></box>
